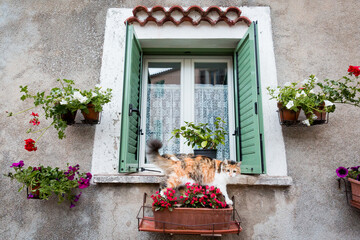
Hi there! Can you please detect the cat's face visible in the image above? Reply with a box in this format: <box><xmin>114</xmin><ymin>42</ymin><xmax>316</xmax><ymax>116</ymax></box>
<box><xmin>222</xmin><ymin>160</ymin><xmax>241</xmax><ymax>177</ymax></box>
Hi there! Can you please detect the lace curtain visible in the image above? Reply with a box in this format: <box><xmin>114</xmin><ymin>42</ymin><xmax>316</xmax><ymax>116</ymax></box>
<box><xmin>145</xmin><ymin>84</ymin><xmax>230</xmax><ymax>159</ymax></box>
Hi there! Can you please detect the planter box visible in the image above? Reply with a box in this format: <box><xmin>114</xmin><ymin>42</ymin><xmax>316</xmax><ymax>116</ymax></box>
<box><xmin>348</xmin><ymin>178</ymin><xmax>360</xmax><ymax>208</ymax></box>
<box><xmin>153</xmin><ymin>207</ymin><xmax>232</xmax><ymax>230</ymax></box>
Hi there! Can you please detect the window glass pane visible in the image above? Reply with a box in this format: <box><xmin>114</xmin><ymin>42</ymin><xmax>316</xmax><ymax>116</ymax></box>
<box><xmin>146</xmin><ymin>62</ymin><xmax>181</xmax><ymax>162</ymax></box>
<box><xmin>194</xmin><ymin>62</ymin><xmax>230</xmax><ymax>159</ymax></box>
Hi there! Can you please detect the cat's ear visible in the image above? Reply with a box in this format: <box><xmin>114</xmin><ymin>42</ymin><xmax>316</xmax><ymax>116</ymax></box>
<box><xmin>223</xmin><ymin>159</ymin><xmax>228</xmax><ymax>165</ymax></box>
<box><xmin>237</xmin><ymin>161</ymin><xmax>241</xmax><ymax>167</ymax></box>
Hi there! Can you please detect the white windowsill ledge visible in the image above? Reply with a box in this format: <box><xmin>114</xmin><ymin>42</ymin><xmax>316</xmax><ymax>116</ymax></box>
<box><xmin>93</xmin><ymin>174</ymin><xmax>293</xmax><ymax>186</ymax></box>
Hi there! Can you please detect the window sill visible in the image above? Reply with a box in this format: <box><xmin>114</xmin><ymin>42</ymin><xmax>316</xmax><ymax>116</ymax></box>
<box><xmin>93</xmin><ymin>173</ymin><xmax>293</xmax><ymax>186</ymax></box>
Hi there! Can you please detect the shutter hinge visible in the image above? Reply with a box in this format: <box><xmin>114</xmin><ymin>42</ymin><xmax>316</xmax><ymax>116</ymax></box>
<box><xmin>232</xmin><ymin>128</ymin><xmax>239</xmax><ymax>136</ymax></box>
<box><xmin>254</xmin><ymin>102</ymin><xmax>258</xmax><ymax>114</ymax></box>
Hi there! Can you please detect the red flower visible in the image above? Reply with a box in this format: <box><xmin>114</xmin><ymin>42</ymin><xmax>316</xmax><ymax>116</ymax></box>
<box><xmin>348</xmin><ymin>65</ymin><xmax>360</xmax><ymax>77</ymax></box>
<box><xmin>24</xmin><ymin>139</ymin><xmax>37</xmax><ymax>152</ymax></box>
<box><xmin>31</xmin><ymin>112</ymin><xmax>39</xmax><ymax>117</ymax></box>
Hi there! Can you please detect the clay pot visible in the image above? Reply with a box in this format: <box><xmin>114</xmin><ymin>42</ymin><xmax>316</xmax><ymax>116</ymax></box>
<box><xmin>348</xmin><ymin>178</ymin><xmax>360</xmax><ymax>209</ymax></box>
<box><xmin>305</xmin><ymin>103</ymin><xmax>327</xmax><ymax>123</ymax></box>
<box><xmin>61</xmin><ymin>110</ymin><xmax>76</xmax><ymax>125</ymax></box>
<box><xmin>153</xmin><ymin>207</ymin><xmax>232</xmax><ymax>230</ymax></box>
<box><xmin>81</xmin><ymin>103</ymin><xmax>100</xmax><ymax>124</ymax></box>
<box><xmin>277</xmin><ymin>102</ymin><xmax>300</xmax><ymax>122</ymax></box>
<box><xmin>28</xmin><ymin>185</ymin><xmax>40</xmax><ymax>199</ymax></box>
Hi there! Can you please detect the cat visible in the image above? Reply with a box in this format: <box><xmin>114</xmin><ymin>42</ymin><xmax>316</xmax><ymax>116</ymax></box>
<box><xmin>146</xmin><ymin>139</ymin><xmax>241</xmax><ymax>205</ymax></box>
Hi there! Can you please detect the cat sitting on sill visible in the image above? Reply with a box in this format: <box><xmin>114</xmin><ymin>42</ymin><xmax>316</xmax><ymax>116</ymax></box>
<box><xmin>146</xmin><ymin>139</ymin><xmax>241</xmax><ymax>205</ymax></box>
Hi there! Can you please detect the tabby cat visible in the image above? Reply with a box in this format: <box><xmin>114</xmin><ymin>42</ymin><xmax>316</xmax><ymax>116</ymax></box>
<box><xmin>146</xmin><ymin>139</ymin><xmax>241</xmax><ymax>205</ymax></box>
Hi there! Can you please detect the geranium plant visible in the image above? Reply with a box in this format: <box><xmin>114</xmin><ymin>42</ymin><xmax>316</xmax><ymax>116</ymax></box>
<box><xmin>171</xmin><ymin>117</ymin><xmax>227</xmax><ymax>149</ymax></box>
<box><xmin>267</xmin><ymin>65</ymin><xmax>360</xmax><ymax>126</ymax></box>
<box><xmin>151</xmin><ymin>182</ymin><xmax>228</xmax><ymax>212</ymax></box>
<box><xmin>5</xmin><ymin>161</ymin><xmax>92</xmax><ymax>208</ymax></box>
<box><xmin>7</xmin><ymin>79</ymin><xmax>112</xmax><ymax>150</ymax></box>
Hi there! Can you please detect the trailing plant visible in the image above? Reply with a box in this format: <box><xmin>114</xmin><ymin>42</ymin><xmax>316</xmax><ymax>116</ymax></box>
<box><xmin>171</xmin><ymin>117</ymin><xmax>227</xmax><ymax>149</ymax></box>
<box><xmin>7</xmin><ymin>79</ymin><xmax>112</xmax><ymax>150</ymax></box>
<box><xmin>5</xmin><ymin>161</ymin><xmax>92</xmax><ymax>208</ymax></box>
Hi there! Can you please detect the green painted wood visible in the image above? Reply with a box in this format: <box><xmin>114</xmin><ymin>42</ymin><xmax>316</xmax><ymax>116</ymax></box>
<box><xmin>142</xmin><ymin>48</ymin><xmax>234</xmax><ymax>55</ymax></box>
<box><xmin>233</xmin><ymin>22</ymin><xmax>266</xmax><ymax>174</ymax></box>
<box><xmin>119</xmin><ymin>24</ymin><xmax>143</xmax><ymax>173</ymax></box>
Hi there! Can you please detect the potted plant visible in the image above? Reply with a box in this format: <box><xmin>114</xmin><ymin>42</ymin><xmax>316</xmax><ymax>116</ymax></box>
<box><xmin>151</xmin><ymin>182</ymin><xmax>232</xmax><ymax>230</ymax></box>
<box><xmin>7</xmin><ymin>79</ymin><xmax>112</xmax><ymax>150</ymax></box>
<box><xmin>267</xmin><ymin>82</ymin><xmax>303</xmax><ymax>123</ymax></box>
<box><xmin>5</xmin><ymin>160</ymin><xmax>92</xmax><ymax>208</ymax></box>
<box><xmin>171</xmin><ymin>117</ymin><xmax>227</xmax><ymax>159</ymax></box>
<box><xmin>81</xmin><ymin>85</ymin><xmax>112</xmax><ymax>124</ymax></box>
<box><xmin>336</xmin><ymin>166</ymin><xmax>360</xmax><ymax>209</ymax></box>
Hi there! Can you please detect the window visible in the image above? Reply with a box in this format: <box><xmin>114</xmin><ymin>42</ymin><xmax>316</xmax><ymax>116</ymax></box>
<box><xmin>92</xmin><ymin>7</ymin><xmax>289</xmax><ymax>180</ymax></box>
<box><xmin>138</xmin><ymin>58</ymin><xmax>235</xmax><ymax>170</ymax></box>
<box><xmin>119</xmin><ymin>23</ymin><xmax>265</xmax><ymax>174</ymax></box>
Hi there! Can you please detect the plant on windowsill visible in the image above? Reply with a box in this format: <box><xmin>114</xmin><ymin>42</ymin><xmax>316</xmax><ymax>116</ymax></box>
<box><xmin>336</xmin><ymin>166</ymin><xmax>360</xmax><ymax>209</ymax></box>
<box><xmin>171</xmin><ymin>117</ymin><xmax>227</xmax><ymax>158</ymax></box>
<box><xmin>151</xmin><ymin>182</ymin><xmax>232</xmax><ymax>230</ymax></box>
<box><xmin>7</xmin><ymin>79</ymin><xmax>112</xmax><ymax>151</ymax></box>
<box><xmin>5</xmin><ymin>160</ymin><xmax>92</xmax><ymax>208</ymax></box>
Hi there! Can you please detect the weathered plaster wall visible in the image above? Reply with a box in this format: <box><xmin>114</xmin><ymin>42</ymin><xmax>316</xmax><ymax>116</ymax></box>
<box><xmin>1</xmin><ymin>0</ymin><xmax>360</xmax><ymax>239</ymax></box>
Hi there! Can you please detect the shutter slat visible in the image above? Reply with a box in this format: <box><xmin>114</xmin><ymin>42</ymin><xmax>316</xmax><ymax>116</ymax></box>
<box><xmin>119</xmin><ymin>24</ymin><xmax>142</xmax><ymax>173</ymax></box>
<box><xmin>233</xmin><ymin>22</ymin><xmax>266</xmax><ymax>174</ymax></box>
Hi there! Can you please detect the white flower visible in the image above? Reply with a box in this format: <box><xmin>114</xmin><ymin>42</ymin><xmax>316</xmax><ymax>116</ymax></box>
<box><xmin>310</xmin><ymin>90</ymin><xmax>315</xmax><ymax>94</ymax></box>
<box><xmin>60</xmin><ymin>99</ymin><xmax>68</xmax><ymax>105</ymax></box>
<box><xmin>301</xmin><ymin>79</ymin><xmax>309</xmax><ymax>85</ymax></box>
<box><xmin>302</xmin><ymin>119</ymin><xmax>310</xmax><ymax>126</ymax></box>
<box><xmin>286</xmin><ymin>101</ymin><xmax>294</xmax><ymax>109</ymax></box>
<box><xmin>312</xmin><ymin>114</ymin><xmax>318</xmax><ymax>120</ymax></box>
<box><xmin>92</xmin><ymin>92</ymin><xmax>98</xmax><ymax>98</ymax></box>
<box><xmin>295</xmin><ymin>92</ymin><xmax>301</xmax><ymax>98</ymax></box>
<box><xmin>314</xmin><ymin>76</ymin><xmax>318</xmax><ymax>82</ymax></box>
<box><xmin>324</xmin><ymin>100</ymin><xmax>334</xmax><ymax>107</ymax></box>
<box><xmin>284</xmin><ymin>82</ymin><xmax>291</xmax><ymax>87</ymax></box>
<box><xmin>300</xmin><ymin>91</ymin><xmax>306</xmax><ymax>96</ymax></box>
<box><xmin>73</xmin><ymin>91</ymin><xmax>88</xmax><ymax>103</ymax></box>
<box><xmin>273</xmin><ymin>89</ymin><xmax>280</xmax><ymax>97</ymax></box>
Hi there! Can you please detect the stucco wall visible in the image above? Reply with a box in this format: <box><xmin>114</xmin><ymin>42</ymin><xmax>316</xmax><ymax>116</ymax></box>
<box><xmin>1</xmin><ymin>0</ymin><xmax>360</xmax><ymax>239</ymax></box>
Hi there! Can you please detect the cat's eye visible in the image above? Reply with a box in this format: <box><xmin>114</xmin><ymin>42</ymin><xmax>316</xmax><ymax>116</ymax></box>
<box><xmin>226</xmin><ymin>169</ymin><xmax>230</xmax><ymax>172</ymax></box>
<box><xmin>233</xmin><ymin>170</ymin><xmax>236</xmax><ymax>173</ymax></box>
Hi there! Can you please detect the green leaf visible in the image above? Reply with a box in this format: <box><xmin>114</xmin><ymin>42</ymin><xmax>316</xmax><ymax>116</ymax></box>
<box><xmin>201</xmin><ymin>141</ymin><xmax>207</xmax><ymax>148</ymax></box>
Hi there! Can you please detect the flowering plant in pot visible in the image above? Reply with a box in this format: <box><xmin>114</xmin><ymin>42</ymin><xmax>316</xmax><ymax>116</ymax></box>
<box><xmin>8</xmin><ymin>79</ymin><xmax>112</xmax><ymax>150</ymax></box>
<box><xmin>5</xmin><ymin>161</ymin><xmax>92</xmax><ymax>208</ymax></box>
<box><xmin>150</xmin><ymin>182</ymin><xmax>231</xmax><ymax>230</ymax></box>
<box><xmin>336</xmin><ymin>165</ymin><xmax>360</xmax><ymax>209</ymax></box>
<box><xmin>81</xmin><ymin>85</ymin><xmax>112</xmax><ymax>124</ymax></box>
<box><xmin>171</xmin><ymin>117</ymin><xmax>227</xmax><ymax>158</ymax></box>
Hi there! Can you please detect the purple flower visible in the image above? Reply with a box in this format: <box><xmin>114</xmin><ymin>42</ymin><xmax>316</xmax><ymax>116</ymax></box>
<box><xmin>70</xmin><ymin>203</ymin><xmax>76</xmax><ymax>208</ymax></box>
<box><xmin>10</xmin><ymin>160</ymin><xmax>24</xmax><ymax>168</ymax></box>
<box><xmin>78</xmin><ymin>178</ymin><xmax>90</xmax><ymax>189</ymax></box>
<box><xmin>32</xmin><ymin>167</ymin><xmax>41</xmax><ymax>171</ymax></box>
<box><xmin>74</xmin><ymin>192</ymin><xmax>82</xmax><ymax>202</ymax></box>
<box><xmin>357</xmin><ymin>174</ymin><xmax>360</xmax><ymax>181</ymax></box>
<box><xmin>336</xmin><ymin>166</ymin><xmax>348</xmax><ymax>178</ymax></box>
<box><xmin>27</xmin><ymin>194</ymin><xmax>34</xmax><ymax>199</ymax></box>
<box><xmin>351</xmin><ymin>166</ymin><xmax>360</xmax><ymax>171</ymax></box>
<box><xmin>86</xmin><ymin>172</ymin><xmax>92</xmax><ymax>179</ymax></box>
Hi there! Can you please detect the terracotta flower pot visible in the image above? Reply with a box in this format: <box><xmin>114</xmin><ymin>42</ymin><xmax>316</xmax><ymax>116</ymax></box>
<box><xmin>153</xmin><ymin>207</ymin><xmax>233</xmax><ymax>230</ymax></box>
<box><xmin>277</xmin><ymin>102</ymin><xmax>300</xmax><ymax>122</ymax></box>
<box><xmin>81</xmin><ymin>103</ymin><xmax>100</xmax><ymax>124</ymax></box>
<box><xmin>27</xmin><ymin>185</ymin><xmax>40</xmax><ymax>199</ymax></box>
<box><xmin>348</xmin><ymin>178</ymin><xmax>360</xmax><ymax>209</ymax></box>
<box><xmin>305</xmin><ymin>103</ymin><xmax>327</xmax><ymax>123</ymax></box>
<box><xmin>61</xmin><ymin>110</ymin><xmax>76</xmax><ymax>125</ymax></box>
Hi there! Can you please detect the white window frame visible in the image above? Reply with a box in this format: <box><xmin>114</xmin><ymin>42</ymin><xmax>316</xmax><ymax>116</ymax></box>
<box><xmin>92</xmin><ymin>7</ymin><xmax>292</xmax><ymax>186</ymax></box>
<box><xmin>139</xmin><ymin>56</ymin><xmax>235</xmax><ymax>170</ymax></box>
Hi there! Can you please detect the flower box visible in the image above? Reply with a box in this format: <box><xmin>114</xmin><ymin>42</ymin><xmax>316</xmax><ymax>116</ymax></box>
<box><xmin>348</xmin><ymin>178</ymin><xmax>360</xmax><ymax>208</ymax></box>
<box><xmin>153</xmin><ymin>207</ymin><xmax>233</xmax><ymax>230</ymax></box>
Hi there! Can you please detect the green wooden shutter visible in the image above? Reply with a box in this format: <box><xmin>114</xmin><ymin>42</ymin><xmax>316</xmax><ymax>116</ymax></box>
<box><xmin>233</xmin><ymin>22</ymin><xmax>266</xmax><ymax>174</ymax></box>
<box><xmin>119</xmin><ymin>24</ymin><xmax>143</xmax><ymax>173</ymax></box>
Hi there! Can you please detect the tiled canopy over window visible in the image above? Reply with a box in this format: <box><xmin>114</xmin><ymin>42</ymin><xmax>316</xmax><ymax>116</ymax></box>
<box><xmin>125</xmin><ymin>5</ymin><xmax>252</xmax><ymax>26</ymax></box>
